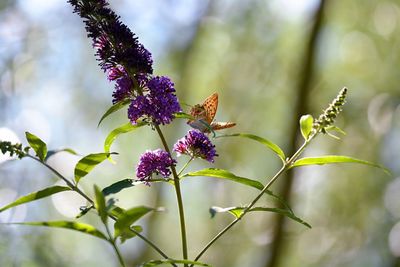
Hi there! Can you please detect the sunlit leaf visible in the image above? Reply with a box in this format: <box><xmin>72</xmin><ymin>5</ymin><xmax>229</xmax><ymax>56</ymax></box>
<box><xmin>74</xmin><ymin>153</ymin><xmax>113</xmax><ymax>183</ymax></box>
<box><xmin>210</xmin><ymin>206</ymin><xmax>311</xmax><ymax>228</ymax></box>
<box><xmin>114</xmin><ymin>206</ymin><xmax>154</xmax><ymax>242</ymax></box>
<box><xmin>0</xmin><ymin>186</ymin><xmax>71</xmax><ymax>213</ymax></box>
<box><xmin>300</xmin><ymin>115</ymin><xmax>313</xmax><ymax>140</ymax></box>
<box><xmin>104</xmin><ymin>122</ymin><xmax>146</xmax><ymax>163</ymax></box>
<box><xmin>102</xmin><ymin>179</ymin><xmax>134</xmax><ymax>196</ymax></box>
<box><xmin>291</xmin><ymin>155</ymin><xmax>390</xmax><ymax>175</ymax></box>
<box><xmin>142</xmin><ymin>259</ymin><xmax>210</xmax><ymax>267</ymax></box>
<box><xmin>183</xmin><ymin>168</ymin><xmax>289</xmax><ymax>205</ymax></box>
<box><xmin>4</xmin><ymin>221</ymin><xmax>107</xmax><ymax>240</ymax></box>
<box><xmin>25</xmin><ymin>132</ymin><xmax>47</xmax><ymax>161</ymax></box>
<box><xmin>45</xmin><ymin>148</ymin><xmax>78</xmax><ymax>160</ymax></box>
<box><xmin>183</xmin><ymin>168</ymin><xmax>263</xmax><ymax>190</ymax></box>
<box><xmin>97</xmin><ymin>99</ymin><xmax>130</xmax><ymax>127</ymax></box>
<box><xmin>216</xmin><ymin>133</ymin><xmax>285</xmax><ymax>161</ymax></box>
<box><xmin>94</xmin><ymin>185</ymin><xmax>107</xmax><ymax>223</ymax></box>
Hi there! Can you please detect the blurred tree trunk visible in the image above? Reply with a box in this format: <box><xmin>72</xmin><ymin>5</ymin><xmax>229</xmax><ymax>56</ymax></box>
<box><xmin>264</xmin><ymin>1</ymin><xmax>328</xmax><ymax>267</ymax></box>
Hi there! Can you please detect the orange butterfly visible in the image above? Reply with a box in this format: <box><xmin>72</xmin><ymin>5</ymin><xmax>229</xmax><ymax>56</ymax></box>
<box><xmin>187</xmin><ymin>92</ymin><xmax>236</xmax><ymax>133</ymax></box>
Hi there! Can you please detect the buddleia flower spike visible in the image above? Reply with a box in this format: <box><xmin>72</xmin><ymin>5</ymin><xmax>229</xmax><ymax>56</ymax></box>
<box><xmin>312</xmin><ymin>87</ymin><xmax>348</xmax><ymax>135</ymax></box>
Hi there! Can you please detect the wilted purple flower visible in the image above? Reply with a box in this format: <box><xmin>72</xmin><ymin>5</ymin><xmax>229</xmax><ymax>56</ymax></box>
<box><xmin>136</xmin><ymin>149</ymin><xmax>176</xmax><ymax>184</ymax></box>
<box><xmin>128</xmin><ymin>76</ymin><xmax>181</xmax><ymax>125</ymax></box>
<box><xmin>68</xmin><ymin>0</ymin><xmax>153</xmax><ymax>77</ymax></box>
<box><xmin>173</xmin><ymin>130</ymin><xmax>218</xmax><ymax>162</ymax></box>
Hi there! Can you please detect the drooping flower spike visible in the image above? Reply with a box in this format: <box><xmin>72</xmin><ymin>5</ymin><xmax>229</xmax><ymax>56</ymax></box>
<box><xmin>173</xmin><ymin>129</ymin><xmax>218</xmax><ymax>163</ymax></box>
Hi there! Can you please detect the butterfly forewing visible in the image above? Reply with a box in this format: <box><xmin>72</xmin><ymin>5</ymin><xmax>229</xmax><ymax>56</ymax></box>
<box><xmin>188</xmin><ymin>92</ymin><xmax>236</xmax><ymax>132</ymax></box>
<box><xmin>202</xmin><ymin>93</ymin><xmax>218</xmax><ymax>124</ymax></box>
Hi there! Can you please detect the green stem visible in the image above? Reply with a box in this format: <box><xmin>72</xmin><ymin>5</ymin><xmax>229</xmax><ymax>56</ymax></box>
<box><xmin>192</xmin><ymin>133</ymin><xmax>317</xmax><ymax>263</ymax></box>
<box><xmin>177</xmin><ymin>156</ymin><xmax>194</xmax><ymax>177</ymax></box>
<box><xmin>154</xmin><ymin>125</ymin><xmax>189</xmax><ymax>267</ymax></box>
<box><xmin>26</xmin><ymin>154</ymin><xmax>174</xmax><ymax>265</ymax></box>
<box><xmin>105</xmin><ymin>222</ymin><xmax>126</xmax><ymax>267</ymax></box>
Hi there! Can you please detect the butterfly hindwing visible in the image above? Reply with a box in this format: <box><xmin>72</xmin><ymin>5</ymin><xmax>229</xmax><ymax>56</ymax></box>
<box><xmin>211</xmin><ymin>122</ymin><xmax>236</xmax><ymax>131</ymax></box>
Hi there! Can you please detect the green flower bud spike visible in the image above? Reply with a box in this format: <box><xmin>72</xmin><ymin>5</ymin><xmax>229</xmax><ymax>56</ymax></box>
<box><xmin>0</xmin><ymin>141</ymin><xmax>28</xmax><ymax>159</ymax></box>
<box><xmin>312</xmin><ymin>87</ymin><xmax>347</xmax><ymax>135</ymax></box>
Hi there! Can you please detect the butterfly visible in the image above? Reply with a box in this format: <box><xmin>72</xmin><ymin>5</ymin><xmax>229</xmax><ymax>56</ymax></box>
<box><xmin>187</xmin><ymin>92</ymin><xmax>236</xmax><ymax>133</ymax></box>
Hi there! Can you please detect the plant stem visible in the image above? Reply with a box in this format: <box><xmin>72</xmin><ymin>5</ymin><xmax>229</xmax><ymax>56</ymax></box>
<box><xmin>192</xmin><ymin>134</ymin><xmax>316</xmax><ymax>263</ymax></box>
<box><xmin>26</xmin><ymin>154</ymin><xmax>174</xmax><ymax>265</ymax></box>
<box><xmin>154</xmin><ymin>125</ymin><xmax>189</xmax><ymax>267</ymax></box>
<box><xmin>105</xmin><ymin>222</ymin><xmax>126</xmax><ymax>267</ymax></box>
<box><xmin>177</xmin><ymin>156</ymin><xmax>194</xmax><ymax>177</ymax></box>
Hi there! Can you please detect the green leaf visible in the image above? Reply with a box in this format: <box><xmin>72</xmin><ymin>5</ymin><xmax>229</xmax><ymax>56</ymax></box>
<box><xmin>45</xmin><ymin>148</ymin><xmax>78</xmax><ymax>161</ymax></box>
<box><xmin>97</xmin><ymin>99</ymin><xmax>130</xmax><ymax>127</ymax></box>
<box><xmin>74</xmin><ymin>153</ymin><xmax>112</xmax><ymax>183</ymax></box>
<box><xmin>142</xmin><ymin>259</ymin><xmax>211</xmax><ymax>267</ymax></box>
<box><xmin>216</xmin><ymin>133</ymin><xmax>285</xmax><ymax>161</ymax></box>
<box><xmin>210</xmin><ymin>206</ymin><xmax>311</xmax><ymax>228</ymax></box>
<box><xmin>94</xmin><ymin>185</ymin><xmax>108</xmax><ymax>223</ymax></box>
<box><xmin>0</xmin><ymin>186</ymin><xmax>71</xmax><ymax>213</ymax></box>
<box><xmin>102</xmin><ymin>179</ymin><xmax>134</xmax><ymax>196</ymax></box>
<box><xmin>114</xmin><ymin>206</ymin><xmax>153</xmax><ymax>242</ymax></box>
<box><xmin>3</xmin><ymin>221</ymin><xmax>107</xmax><ymax>240</ymax></box>
<box><xmin>300</xmin><ymin>115</ymin><xmax>314</xmax><ymax>140</ymax></box>
<box><xmin>291</xmin><ymin>155</ymin><xmax>391</xmax><ymax>175</ymax></box>
<box><xmin>104</xmin><ymin>122</ymin><xmax>146</xmax><ymax>163</ymax></box>
<box><xmin>183</xmin><ymin>168</ymin><xmax>264</xmax><ymax>190</ymax></box>
<box><xmin>325</xmin><ymin>125</ymin><xmax>346</xmax><ymax>135</ymax></box>
<box><xmin>25</xmin><ymin>132</ymin><xmax>47</xmax><ymax>161</ymax></box>
<box><xmin>173</xmin><ymin>112</ymin><xmax>195</xmax><ymax>120</ymax></box>
<box><xmin>183</xmin><ymin>168</ymin><xmax>288</xmax><ymax>204</ymax></box>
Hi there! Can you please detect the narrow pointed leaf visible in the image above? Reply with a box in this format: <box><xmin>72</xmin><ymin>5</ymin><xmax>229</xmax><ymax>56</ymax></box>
<box><xmin>142</xmin><ymin>259</ymin><xmax>210</xmax><ymax>267</ymax></box>
<box><xmin>98</xmin><ymin>99</ymin><xmax>130</xmax><ymax>127</ymax></box>
<box><xmin>74</xmin><ymin>153</ymin><xmax>112</xmax><ymax>183</ymax></box>
<box><xmin>300</xmin><ymin>115</ymin><xmax>313</xmax><ymax>140</ymax></box>
<box><xmin>25</xmin><ymin>132</ymin><xmax>47</xmax><ymax>161</ymax></box>
<box><xmin>102</xmin><ymin>179</ymin><xmax>134</xmax><ymax>196</ymax></box>
<box><xmin>104</xmin><ymin>122</ymin><xmax>146</xmax><ymax>162</ymax></box>
<box><xmin>4</xmin><ymin>221</ymin><xmax>107</xmax><ymax>240</ymax></box>
<box><xmin>183</xmin><ymin>168</ymin><xmax>289</xmax><ymax>205</ymax></box>
<box><xmin>210</xmin><ymin>206</ymin><xmax>311</xmax><ymax>228</ymax></box>
<box><xmin>94</xmin><ymin>185</ymin><xmax>107</xmax><ymax>223</ymax></box>
<box><xmin>183</xmin><ymin>168</ymin><xmax>264</xmax><ymax>190</ymax></box>
<box><xmin>0</xmin><ymin>186</ymin><xmax>71</xmax><ymax>213</ymax></box>
<box><xmin>216</xmin><ymin>133</ymin><xmax>285</xmax><ymax>161</ymax></box>
<box><xmin>45</xmin><ymin>148</ymin><xmax>78</xmax><ymax>161</ymax></box>
<box><xmin>291</xmin><ymin>155</ymin><xmax>390</xmax><ymax>175</ymax></box>
<box><xmin>114</xmin><ymin>206</ymin><xmax>154</xmax><ymax>242</ymax></box>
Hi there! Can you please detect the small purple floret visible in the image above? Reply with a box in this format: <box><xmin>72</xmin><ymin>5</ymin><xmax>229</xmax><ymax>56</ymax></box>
<box><xmin>173</xmin><ymin>130</ymin><xmax>218</xmax><ymax>162</ymax></box>
<box><xmin>136</xmin><ymin>149</ymin><xmax>176</xmax><ymax>184</ymax></box>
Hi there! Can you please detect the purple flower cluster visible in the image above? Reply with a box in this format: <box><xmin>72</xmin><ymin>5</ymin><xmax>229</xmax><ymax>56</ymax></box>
<box><xmin>69</xmin><ymin>0</ymin><xmax>181</xmax><ymax>126</ymax></box>
<box><xmin>68</xmin><ymin>0</ymin><xmax>153</xmax><ymax>76</ymax></box>
<box><xmin>68</xmin><ymin>0</ymin><xmax>154</xmax><ymax>104</ymax></box>
<box><xmin>174</xmin><ymin>130</ymin><xmax>218</xmax><ymax>162</ymax></box>
<box><xmin>128</xmin><ymin>76</ymin><xmax>181</xmax><ymax>125</ymax></box>
<box><xmin>136</xmin><ymin>149</ymin><xmax>176</xmax><ymax>184</ymax></box>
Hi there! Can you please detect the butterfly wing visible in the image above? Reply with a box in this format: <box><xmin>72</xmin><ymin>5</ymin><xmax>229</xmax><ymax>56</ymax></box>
<box><xmin>202</xmin><ymin>93</ymin><xmax>218</xmax><ymax>124</ymax></box>
<box><xmin>211</xmin><ymin>121</ymin><xmax>236</xmax><ymax>131</ymax></box>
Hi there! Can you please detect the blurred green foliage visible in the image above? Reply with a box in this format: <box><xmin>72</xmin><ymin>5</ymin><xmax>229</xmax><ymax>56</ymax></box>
<box><xmin>1</xmin><ymin>0</ymin><xmax>399</xmax><ymax>266</ymax></box>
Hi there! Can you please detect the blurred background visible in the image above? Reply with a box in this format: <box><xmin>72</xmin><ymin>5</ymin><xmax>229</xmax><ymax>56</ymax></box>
<box><xmin>1</xmin><ymin>0</ymin><xmax>400</xmax><ymax>266</ymax></box>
